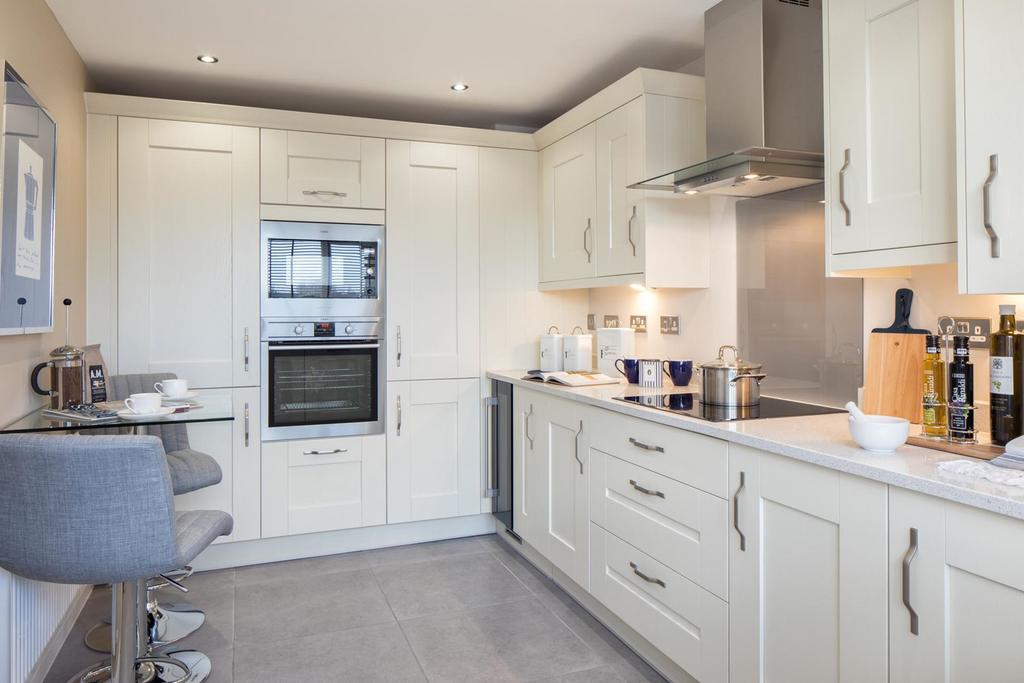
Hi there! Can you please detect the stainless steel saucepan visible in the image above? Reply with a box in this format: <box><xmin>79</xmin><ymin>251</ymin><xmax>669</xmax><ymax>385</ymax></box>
<box><xmin>698</xmin><ymin>345</ymin><xmax>767</xmax><ymax>407</ymax></box>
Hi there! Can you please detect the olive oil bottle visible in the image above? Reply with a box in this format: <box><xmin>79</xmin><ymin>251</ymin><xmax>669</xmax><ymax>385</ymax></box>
<box><xmin>922</xmin><ymin>334</ymin><xmax>948</xmax><ymax>438</ymax></box>
<box><xmin>949</xmin><ymin>335</ymin><xmax>975</xmax><ymax>443</ymax></box>
<box><xmin>990</xmin><ymin>304</ymin><xmax>1023</xmax><ymax>446</ymax></box>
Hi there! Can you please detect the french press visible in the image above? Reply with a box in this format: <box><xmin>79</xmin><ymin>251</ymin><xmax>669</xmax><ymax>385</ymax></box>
<box><xmin>30</xmin><ymin>299</ymin><xmax>87</xmax><ymax>409</ymax></box>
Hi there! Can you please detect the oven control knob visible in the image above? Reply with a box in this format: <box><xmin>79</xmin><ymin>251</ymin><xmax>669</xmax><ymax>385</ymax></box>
<box><xmin>344</xmin><ymin>324</ymin><xmax>355</xmax><ymax>335</ymax></box>
<box><xmin>293</xmin><ymin>325</ymin><xmax>304</xmax><ymax>335</ymax></box>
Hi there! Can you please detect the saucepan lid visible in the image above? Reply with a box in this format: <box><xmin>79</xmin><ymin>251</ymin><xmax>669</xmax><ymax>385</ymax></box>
<box><xmin>700</xmin><ymin>345</ymin><xmax>762</xmax><ymax>372</ymax></box>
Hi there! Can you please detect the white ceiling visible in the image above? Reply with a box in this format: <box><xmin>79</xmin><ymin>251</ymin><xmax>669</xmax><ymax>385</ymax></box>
<box><xmin>45</xmin><ymin>0</ymin><xmax>714</xmax><ymax>131</ymax></box>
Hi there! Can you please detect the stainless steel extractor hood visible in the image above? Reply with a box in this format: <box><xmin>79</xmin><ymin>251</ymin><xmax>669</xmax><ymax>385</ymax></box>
<box><xmin>633</xmin><ymin>0</ymin><xmax>824</xmax><ymax>198</ymax></box>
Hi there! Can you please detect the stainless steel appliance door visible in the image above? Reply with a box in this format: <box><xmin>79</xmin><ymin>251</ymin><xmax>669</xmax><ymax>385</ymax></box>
<box><xmin>261</xmin><ymin>341</ymin><xmax>385</xmax><ymax>440</ymax></box>
<box><xmin>489</xmin><ymin>380</ymin><xmax>518</xmax><ymax>539</ymax></box>
<box><xmin>260</xmin><ymin>220</ymin><xmax>385</xmax><ymax>319</ymax></box>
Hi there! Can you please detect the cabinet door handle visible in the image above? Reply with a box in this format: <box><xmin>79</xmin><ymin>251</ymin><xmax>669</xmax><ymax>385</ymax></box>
<box><xmin>628</xmin><ymin>437</ymin><xmax>664</xmax><ymax>453</ymax></box>
<box><xmin>627</xmin><ymin>205</ymin><xmax>638</xmax><ymax>256</ymax></box>
<box><xmin>525</xmin><ymin>404</ymin><xmax>534</xmax><ymax>450</ymax></box>
<box><xmin>396</xmin><ymin>326</ymin><xmax>402</xmax><ymax>367</ymax></box>
<box><xmin>302</xmin><ymin>448</ymin><xmax>348</xmax><ymax>456</ymax></box>
<box><xmin>734</xmin><ymin>471</ymin><xmax>746</xmax><ymax>552</ymax></box>
<box><xmin>583</xmin><ymin>219</ymin><xmax>593</xmax><ymax>263</ymax></box>
<box><xmin>629</xmin><ymin>561</ymin><xmax>666</xmax><ymax>588</ymax></box>
<box><xmin>302</xmin><ymin>189</ymin><xmax>348</xmax><ymax>198</ymax></box>
<box><xmin>983</xmin><ymin>154</ymin><xmax>1000</xmax><ymax>258</ymax></box>
<box><xmin>574</xmin><ymin>419</ymin><xmax>584</xmax><ymax>474</ymax></box>
<box><xmin>902</xmin><ymin>527</ymin><xmax>919</xmax><ymax>636</ymax></box>
<box><xmin>838</xmin><ymin>148</ymin><xmax>851</xmax><ymax>226</ymax></box>
<box><xmin>629</xmin><ymin>479</ymin><xmax>664</xmax><ymax>498</ymax></box>
<box><xmin>243</xmin><ymin>401</ymin><xmax>250</xmax><ymax>447</ymax></box>
<box><xmin>396</xmin><ymin>395</ymin><xmax>402</xmax><ymax>436</ymax></box>
<box><xmin>243</xmin><ymin>327</ymin><xmax>250</xmax><ymax>372</ymax></box>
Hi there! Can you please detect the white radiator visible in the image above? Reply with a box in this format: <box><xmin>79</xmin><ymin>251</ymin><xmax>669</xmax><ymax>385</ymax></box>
<box><xmin>9</xmin><ymin>575</ymin><xmax>84</xmax><ymax>683</ymax></box>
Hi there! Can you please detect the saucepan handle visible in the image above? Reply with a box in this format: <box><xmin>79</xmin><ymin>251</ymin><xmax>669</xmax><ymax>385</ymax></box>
<box><xmin>730</xmin><ymin>373</ymin><xmax>767</xmax><ymax>384</ymax></box>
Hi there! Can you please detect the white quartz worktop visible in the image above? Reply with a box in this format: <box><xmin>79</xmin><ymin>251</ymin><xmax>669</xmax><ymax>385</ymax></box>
<box><xmin>488</xmin><ymin>370</ymin><xmax>1024</xmax><ymax>521</ymax></box>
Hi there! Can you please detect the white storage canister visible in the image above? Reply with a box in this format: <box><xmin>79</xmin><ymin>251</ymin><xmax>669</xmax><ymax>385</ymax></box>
<box><xmin>563</xmin><ymin>327</ymin><xmax>593</xmax><ymax>372</ymax></box>
<box><xmin>539</xmin><ymin>326</ymin><xmax>564</xmax><ymax>372</ymax></box>
<box><xmin>596</xmin><ymin>328</ymin><xmax>636</xmax><ymax>376</ymax></box>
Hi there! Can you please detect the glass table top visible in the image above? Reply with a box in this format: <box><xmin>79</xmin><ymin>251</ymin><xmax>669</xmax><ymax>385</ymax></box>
<box><xmin>1</xmin><ymin>394</ymin><xmax>235</xmax><ymax>434</ymax></box>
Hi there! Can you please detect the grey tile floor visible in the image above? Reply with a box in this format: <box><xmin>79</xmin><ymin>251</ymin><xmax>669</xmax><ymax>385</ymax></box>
<box><xmin>46</xmin><ymin>534</ymin><xmax>667</xmax><ymax>683</ymax></box>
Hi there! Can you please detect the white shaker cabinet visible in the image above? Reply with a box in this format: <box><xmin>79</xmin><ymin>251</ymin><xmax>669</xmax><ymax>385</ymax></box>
<box><xmin>174</xmin><ymin>387</ymin><xmax>261</xmax><ymax>543</ymax></box>
<box><xmin>260</xmin><ymin>129</ymin><xmax>385</xmax><ymax>209</ymax></box>
<box><xmin>386</xmin><ymin>379</ymin><xmax>481</xmax><ymax>524</ymax></box>
<box><xmin>825</xmin><ymin>0</ymin><xmax>957</xmax><ymax>271</ymax></box>
<box><xmin>261</xmin><ymin>435</ymin><xmax>386</xmax><ymax>537</ymax></box>
<box><xmin>386</xmin><ymin>141</ymin><xmax>480</xmax><ymax>381</ymax></box>
<box><xmin>730</xmin><ymin>446</ymin><xmax>888</xmax><ymax>683</ymax></box>
<box><xmin>117</xmin><ymin>118</ymin><xmax>259</xmax><ymax>389</ymax></box>
<box><xmin>512</xmin><ymin>387</ymin><xmax>547</xmax><ymax>546</ymax></box>
<box><xmin>956</xmin><ymin>0</ymin><xmax>1024</xmax><ymax>293</ymax></box>
<box><xmin>889</xmin><ymin>488</ymin><xmax>1024</xmax><ymax>682</ymax></box>
<box><xmin>540</xmin><ymin>124</ymin><xmax>598</xmax><ymax>283</ymax></box>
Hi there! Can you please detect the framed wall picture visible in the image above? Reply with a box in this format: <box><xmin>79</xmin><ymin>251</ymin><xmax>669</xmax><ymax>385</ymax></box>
<box><xmin>0</xmin><ymin>63</ymin><xmax>56</xmax><ymax>335</ymax></box>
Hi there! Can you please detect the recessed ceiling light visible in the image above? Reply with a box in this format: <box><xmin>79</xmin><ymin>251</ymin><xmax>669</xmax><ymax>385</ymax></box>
<box><xmin>450</xmin><ymin>82</ymin><xmax>469</xmax><ymax>92</ymax></box>
<box><xmin>197</xmin><ymin>54</ymin><xmax>219</xmax><ymax>64</ymax></box>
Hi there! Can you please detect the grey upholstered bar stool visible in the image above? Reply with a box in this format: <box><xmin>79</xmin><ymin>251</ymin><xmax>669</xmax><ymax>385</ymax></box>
<box><xmin>85</xmin><ymin>373</ymin><xmax>224</xmax><ymax>653</ymax></box>
<box><xmin>0</xmin><ymin>434</ymin><xmax>232</xmax><ymax>683</ymax></box>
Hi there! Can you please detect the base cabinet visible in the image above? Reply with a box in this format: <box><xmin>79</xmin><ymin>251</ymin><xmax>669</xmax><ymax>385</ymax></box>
<box><xmin>261</xmin><ymin>434</ymin><xmax>386</xmax><ymax>538</ymax></box>
<box><xmin>889</xmin><ymin>488</ymin><xmax>1024</xmax><ymax>682</ymax></box>
<box><xmin>729</xmin><ymin>446</ymin><xmax>888</xmax><ymax>683</ymax></box>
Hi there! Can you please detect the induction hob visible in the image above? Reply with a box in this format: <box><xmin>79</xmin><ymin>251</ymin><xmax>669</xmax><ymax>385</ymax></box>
<box><xmin>615</xmin><ymin>393</ymin><xmax>846</xmax><ymax>422</ymax></box>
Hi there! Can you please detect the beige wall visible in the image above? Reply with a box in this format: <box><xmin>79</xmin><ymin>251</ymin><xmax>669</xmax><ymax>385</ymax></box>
<box><xmin>0</xmin><ymin>0</ymin><xmax>90</xmax><ymax>426</ymax></box>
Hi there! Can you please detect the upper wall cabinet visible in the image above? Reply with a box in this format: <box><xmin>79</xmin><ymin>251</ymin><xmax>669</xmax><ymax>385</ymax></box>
<box><xmin>956</xmin><ymin>0</ymin><xmax>1024</xmax><ymax>294</ymax></box>
<box><xmin>118</xmin><ymin>118</ymin><xmax>259</xmax><ymax>388</ymax></box>
<box><xmin>825</xmin><ymin>0</ymin><xmax>957</xmax><ymax>272</ymax></box>
<box><xmin>260</xmin><ymin>129</ymin><xmax>385</xmax><ymax>209</ymax></box>
<box><xmin>537</xmin><ymin>70</ymin><xmax>710</xmax><ymax>290</ymax></box>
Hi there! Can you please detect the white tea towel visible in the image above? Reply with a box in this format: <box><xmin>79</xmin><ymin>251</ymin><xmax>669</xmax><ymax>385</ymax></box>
<box><xmin>937</xmin><ymin>459</ymin><xmax>1024</xmax><ymax>487</ymax></box>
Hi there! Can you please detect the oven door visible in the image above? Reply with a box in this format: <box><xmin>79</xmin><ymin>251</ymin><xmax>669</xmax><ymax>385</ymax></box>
<box><xmin>261</xmin><ymin>340</ymin><xmax>384</xmax><ymax>441</ymax></box>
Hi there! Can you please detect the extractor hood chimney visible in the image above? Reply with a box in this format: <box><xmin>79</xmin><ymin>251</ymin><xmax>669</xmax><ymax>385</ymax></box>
<box><xmin>633</xmin><ymin>0</ymin><xmax>824</xmax><ymax>198</ymax></box>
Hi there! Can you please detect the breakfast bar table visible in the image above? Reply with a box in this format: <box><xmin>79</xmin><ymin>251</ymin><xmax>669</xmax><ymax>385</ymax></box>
<box><xmin>0</xmin><ymin>394</ymin><xmax>235</xmax><ymax>434</ymax></box>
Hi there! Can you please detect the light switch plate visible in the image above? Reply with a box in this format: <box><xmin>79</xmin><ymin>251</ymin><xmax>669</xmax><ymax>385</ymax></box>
<box><xmin>603</xmin><ymin>315</ymin><xmax>620</xmax><ymax>329</ymax></box>
<box><xmin>660</xmin><ymin>316</ymin><xmax>680</xmax><ymax>335</ymax></box>
<box><xmin>587</xmin><ymin>314</ymin><xmax>596</xmax><ymax>331</ymax></box>
<box><xmin>630</xmin><ymin>315</ymin><xmax>647</xmax><ymax>333</ymax></box>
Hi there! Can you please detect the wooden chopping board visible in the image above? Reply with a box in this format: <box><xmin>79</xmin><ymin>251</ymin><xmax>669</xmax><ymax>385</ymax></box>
<box><xmin>863</xmin><ymin>288</ymin><xmax>929</xmax><ymax>423</ymax></box>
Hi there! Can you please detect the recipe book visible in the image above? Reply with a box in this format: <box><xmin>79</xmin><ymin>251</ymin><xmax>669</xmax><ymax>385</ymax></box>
<box><xmin>521</xmin><ymin>370</ymin><xmax>620</xmax><ymax>387</ymax></box>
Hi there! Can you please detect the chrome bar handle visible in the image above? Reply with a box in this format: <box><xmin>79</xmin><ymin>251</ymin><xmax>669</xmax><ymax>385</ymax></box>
<box><xmin>629</xmin><ymin>561</ymin><xmax>666</xmax><ymax>588</ymax></box>
<box><xmin>396</xmin><ymin>326</ymin><xmax>402</xmax><ymax>367</ymax></box>
<box><xmin>839</xmin><ymin>148</ymin><xmax>851</xmax><ymax>226</ymax></box>
<box><xmin>583</xmin><ymin>219</ymin><xmax>593</xmax><ymax>263</ymax></box>
<box><xmin>483</xmin><ymin>396</ymin><xmax>499</xmax><ymax>498</ymax></box>
<box><xmin>983</xmin><ymin>154</ymin><xmax>1000</xmax><ymax>258</ymax></box>
<box><xmin>628</xmin><ymin>437</ymin><xmax>664</xmax><ymax>453</ymax></box>
<box><xmin>525</xmin><ymin>403</ymin><xmax>535</xmax><ymax>450</ymax></box>
<box><xmin>302</xmin><ymin>448</ymin><xmax>348</xmax><ymax>456</ymax></box>
<box><xmin>574</xmin><ymin>419</ymin><xmax>584</xmax><ymax>474</ymax></box>
<box><xmin>243</xmin><ymin>327</ymin><xmax>250</xmax><ymax>372</ymax></box>
<box><xmin>734</xmin><ymin>471</ymin><xmax>747</xmax><ymax>552</ymax></box>
<box><xmin>396</xmin><ymin>395</ymin><xmax>402</xmax><ymax>436</ymax></box>
<box><xmin>902</xmin><ymin>527</ymin><xmax>920</xmax><ymax>635</ymax></box>
<box><xmin>629</xmin><ymin>479</ymin><xmax>665</xmax><ymax>498</ymax></box>
<box><xmin>627</xmin><ymin>205</ymin><xmax>638</xmax><ymax>256</ymax></box>
<box><xmin>302</xmin><ymin>189</ymin><xmax>348</xmax><ymax>198</ymax></box>
<box><xmin>243</xmin><ymin>402</ymin><xmax>250</xmax><ymax>447</ymax></box>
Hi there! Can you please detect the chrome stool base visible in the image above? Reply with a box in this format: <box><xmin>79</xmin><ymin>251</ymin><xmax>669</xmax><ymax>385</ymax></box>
<box><xmin>66</xmin><ymin>653</ymin><xmax>197</xmax><ymax>683</ymax></box>
<box><xmin>87</xmin><ymin>603</ymin><xmax>205</xmax><ymax>653</ymax></box>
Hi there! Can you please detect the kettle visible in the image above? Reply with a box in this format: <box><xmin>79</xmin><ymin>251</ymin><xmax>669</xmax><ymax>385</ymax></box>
<box><xmin>30</xmin><ymin>299</ymin><xmax>87</xmax><ymax>408</ymax></box>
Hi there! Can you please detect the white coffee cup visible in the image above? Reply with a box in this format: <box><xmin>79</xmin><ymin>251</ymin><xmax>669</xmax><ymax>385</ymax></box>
<box><xmin>154</xmin><ymin>379</ymin><xmax>188</xmax><ymax>398</ymax></box>
<box><xmin>125</xmin><ymin>393</ymin><xmax>162</xmax><ymax>415</ymax></box>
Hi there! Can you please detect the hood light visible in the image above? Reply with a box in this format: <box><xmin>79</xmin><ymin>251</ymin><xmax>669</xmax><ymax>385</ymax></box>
<box><xmin>683</xmin><ymin>189</ymin><xmax>699</xmax><ymax>195</ymax></box>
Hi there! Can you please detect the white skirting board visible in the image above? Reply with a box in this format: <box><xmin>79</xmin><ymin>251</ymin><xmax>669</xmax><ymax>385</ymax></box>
<box><xmin>4</xmin><ymin>575</ymin><xmax>91</xmax><ymax>683</ymax></box>
<box><xmin>192</xmin><ymin>514</ymin><xmax>497</xmax><ymax>571</ymax></box>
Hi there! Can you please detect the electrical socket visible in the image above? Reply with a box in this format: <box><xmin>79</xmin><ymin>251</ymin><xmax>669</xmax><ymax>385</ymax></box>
<box><xmin>937</xmin><ymin>316</ymin><xmax>991</xmax><ymax>349</ymax></box>
<box><xmin>603</xmin><ymin>315</ymin><xmax>620</xmax><ymax>329</ymax></box>
<box><xmin>660</xmin><ymin>316</ymin><xmax>680</xmax><ymax>335</ymax></box>
<box><xmin>630</xmin><ymin>315</ymin><xmax>647</xmax><ymax>333</ymax></box>
<box><xmin>587</xmin><ymin>314</ymin><xmax>596</xmax><ymax>331</ymax></box>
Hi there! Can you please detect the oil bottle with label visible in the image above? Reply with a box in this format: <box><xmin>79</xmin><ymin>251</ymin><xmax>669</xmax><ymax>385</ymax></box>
<box><xmin>949</xmin><ymin>335</ymin><xmax>975</xmax><ymax>443</ymax></box>
<box><xmin>921</xmin><ymin>334</ymin><xmax>948</xmax><ymax>438</ymax></box>
<box><xmin>990</xmin><ymin>304</ymin><xmax>1024</xmax><ymax>446</ymax></box>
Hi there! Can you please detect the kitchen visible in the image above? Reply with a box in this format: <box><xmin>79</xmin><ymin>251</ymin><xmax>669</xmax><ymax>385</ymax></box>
<box><xmin>1</xmin><ymin>0</ymin><xmax>1023</xmax><ymax>681</ymax></box>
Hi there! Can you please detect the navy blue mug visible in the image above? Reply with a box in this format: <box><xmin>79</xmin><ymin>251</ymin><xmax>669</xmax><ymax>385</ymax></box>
<box><xmin>662</xmin><ymin>360</ymin><xmax>693</xmax><ymax>387</ymax></box>
<box><xmin>614</xmin><ymin>358</ymin><xmax>640</xmax><ymax>384</ymax></box>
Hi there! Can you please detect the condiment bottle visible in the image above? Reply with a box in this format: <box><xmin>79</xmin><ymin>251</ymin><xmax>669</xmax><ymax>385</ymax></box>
<box><xmin>949</xmin><ymin>335</ymin><xmax>975</xmax><ymax>443</ymax></box>
<box><xmin>921</xmin><ymin>334</ymin><xmax>948</xmax><ymax>438</ymax></box>
<box><xmin>990</xmin><ymin>304</ymin><xmax>1023</xmax><ymax>446</ymax></box>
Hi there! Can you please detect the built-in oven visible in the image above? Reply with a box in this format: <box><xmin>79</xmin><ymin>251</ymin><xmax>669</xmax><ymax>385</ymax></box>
<box><xmin>260</xmin><ymin>220</ymin><xmax>384</xmax><ymax>319</ymax></box>
<box><xmin>261</xmin><ymin>318</ymin><xmax>385</xmax><ymax>441</ymax></box>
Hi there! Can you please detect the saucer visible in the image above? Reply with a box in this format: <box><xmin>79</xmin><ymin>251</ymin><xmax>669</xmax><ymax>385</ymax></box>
<box><xmin>117</xmin><ymin>406</ymin><xmax>177</xmax><ymax>420</ymax></box>
<box><xmin>159</xmin><ymin>390</ymin><xmax>199</xmax><ymax>402</ymax></box>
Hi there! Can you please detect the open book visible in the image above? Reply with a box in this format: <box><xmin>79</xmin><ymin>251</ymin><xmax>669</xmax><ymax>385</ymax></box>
<box><xmin>521</xmin><ymin>370</ymin><xmax>621</xmax><ymax>387</ymax></box>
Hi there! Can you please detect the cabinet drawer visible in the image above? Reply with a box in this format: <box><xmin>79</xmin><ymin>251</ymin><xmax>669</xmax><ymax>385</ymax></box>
<box><xmin>589</xmin><ymin>407</ymin><xmax>728</xmax><ymax>497</ymax></box>
<box><xmin>591</xmin><ymin>450</ymin><xmax>728</xmax><ymax>600</ymax></box>
<box><xmin>285</xmin><ymin>436</ymin><xmax>363</xmax><ymax>466</ymax></box>
<box><xmin>590</xmin><ymin>524</ymin><xmax>727</xmax><ymax>683</ymax></box>
<box><xmin>260</xmin><ymin>129</ymin><xmax>385</xmax><ymax>209</ymax></box>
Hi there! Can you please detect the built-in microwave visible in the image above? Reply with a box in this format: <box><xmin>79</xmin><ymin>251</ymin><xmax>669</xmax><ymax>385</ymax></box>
<box><xmin>260</xmin><ymin>220</ymin><xmax>384</xmax><ymax>319</ymax></box>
